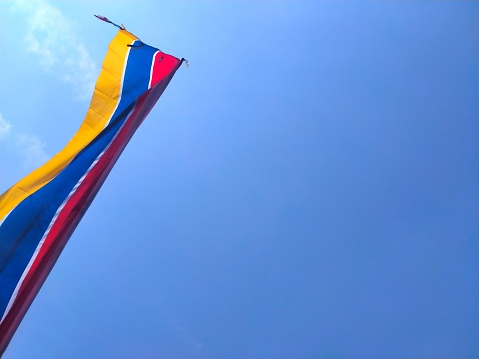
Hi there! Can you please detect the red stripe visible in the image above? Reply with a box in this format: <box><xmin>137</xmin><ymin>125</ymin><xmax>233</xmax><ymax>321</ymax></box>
<box><xmin>151</xmin><ymin>52</ymin><xmax>180</xmax><ymax>89</ymax></box>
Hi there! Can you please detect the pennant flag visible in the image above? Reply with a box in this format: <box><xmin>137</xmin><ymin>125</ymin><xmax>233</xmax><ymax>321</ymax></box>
<box><xmin>0</xmin><ymin>28</ymin><xmax>184</xmax><ymax>353</ymax></box>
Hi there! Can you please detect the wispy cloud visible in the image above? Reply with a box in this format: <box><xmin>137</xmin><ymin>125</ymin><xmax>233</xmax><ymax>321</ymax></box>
<box><xmin>0</xmin><ymin>113</ymin><xmax>49</xmax><ymax>169</ymax></box>
<box><xmin>0</xmin><ymin>114</ymin><xmax>12</xmax><ymax>140</ymax></box>
<box><xmin>7</xmin><ymin>0</ymin><xmax>98</xmax><ymax>100</ymax></box>
<box><xmin>16</xmin><ymin>134</ymin><xmax>49</xmax><ymax>169</ymax></box>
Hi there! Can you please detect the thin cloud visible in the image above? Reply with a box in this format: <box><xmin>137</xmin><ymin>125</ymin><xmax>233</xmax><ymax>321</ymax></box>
<box><xmin>16</xmin><ymin>134</ymin><xmax>49</xmax><ymax>169</ymax></box>
<box><xmin>0</xmin><ymin>112</ymin><xmax>49</xmax><ymax>170</ymax></box>
<box><xmin>8</xmin><ymin>0</ymin><xmax>98</xmax><ymax>100</ymax></box>
<box><xmin>0</xmin><ymin>114</ymin><xmax>12</xmax><ymax>140</ymax></box>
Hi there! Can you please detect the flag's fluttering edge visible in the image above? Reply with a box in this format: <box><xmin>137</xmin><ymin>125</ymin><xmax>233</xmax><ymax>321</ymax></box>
<box><xmin>0</xmin><ymin>29</ymin><xmax>183</xmax><ymax>353</ymax></box>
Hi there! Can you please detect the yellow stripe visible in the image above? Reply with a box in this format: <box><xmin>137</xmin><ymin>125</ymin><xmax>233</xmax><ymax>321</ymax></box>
<box><xmin>0</xmin><ymin>30</ymin><xmax>139</xmax><ymax>220</ymax></box>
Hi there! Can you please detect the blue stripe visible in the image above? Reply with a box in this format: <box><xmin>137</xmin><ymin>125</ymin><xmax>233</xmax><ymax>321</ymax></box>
<box><xmin>0</xmin><ymin>41</ymin><xmax>159</xmax><ymax>317</ymax></box>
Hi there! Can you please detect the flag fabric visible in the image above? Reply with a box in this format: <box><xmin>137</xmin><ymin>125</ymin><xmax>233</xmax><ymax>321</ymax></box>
<box><xmin>0</xmin><ymin>29</ymin><xmax>183</xmax><ymax>353</ymax></box>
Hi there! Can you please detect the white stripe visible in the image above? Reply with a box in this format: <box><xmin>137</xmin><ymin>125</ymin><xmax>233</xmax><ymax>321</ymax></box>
<box><xmin>0</xmin><ymin>209</ymin><xmax>12</xmax><ymax>228</ymax></box>
<box><xmin>0</xmin><ymin>103</ymin><xmax>137</xmax><ymax>325</ymax></box>
<box><xmin>148</xmin><ymin>51</ymin><xmax>160</xmax><ymax>89</ymax></box>
<box><xmin>104</xmin><ymin>39</ymin><xmax>135</xmax><ymax>128</ymax></box>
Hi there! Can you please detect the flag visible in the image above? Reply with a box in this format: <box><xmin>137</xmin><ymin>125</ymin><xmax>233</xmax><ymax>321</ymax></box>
<box><xmin>0</xmin><ymin>28</ymin><xmax>183</xmax><ymax>353</ymax></box>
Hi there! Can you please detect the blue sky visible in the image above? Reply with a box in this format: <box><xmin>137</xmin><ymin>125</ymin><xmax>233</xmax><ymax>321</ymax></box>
<box><xmin>0</xmin><ymin>0</ymin><xmax>478</xmax><ymax>358</ymax></box>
